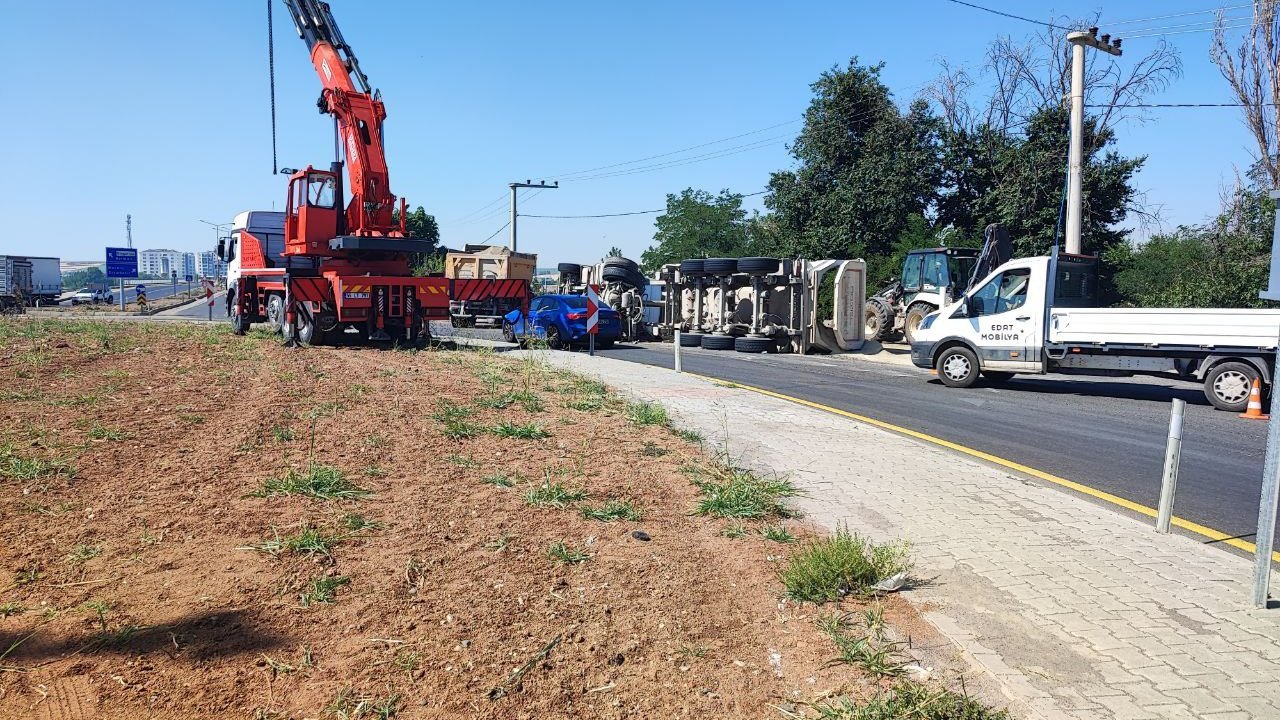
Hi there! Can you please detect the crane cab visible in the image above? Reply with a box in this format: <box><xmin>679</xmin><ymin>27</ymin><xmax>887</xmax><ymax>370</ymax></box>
<box><xmin>284</xmin><ymin>168</ymin><xmax>340</xmax><ymax>257</ymax></box>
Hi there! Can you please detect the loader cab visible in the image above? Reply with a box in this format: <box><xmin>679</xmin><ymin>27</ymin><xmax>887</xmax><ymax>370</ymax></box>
<box><xmin>901</xmin><ymin>248</ymin><xmax>979</xmax><ymax>297</ymax></box>
<box><xmin>284</xmin><ymin>168</ymin><xmax>340</xmax><ymax>257</ymax></box>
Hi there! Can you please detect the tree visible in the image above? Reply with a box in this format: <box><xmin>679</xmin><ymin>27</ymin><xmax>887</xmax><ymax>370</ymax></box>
<box><xmin>392</xmin><ymin>205</ymin><xmax>443</xmax><ymax>276</ymax></box>
<box><xmin>1109</xmin><ymin>185</ymin><xmax>1277</xmax><ymax>308</ymax></box>
<box><xmin>1212</xmin><ymin>3</ymin><xmax>1279</xmax><ymax>188</ymax></box>
<box><xmin>63</xmin><ymin>266</ymin><xmax>106</xmax><ymax>289</ymax></box>
<box><xmin>640</xmin><ymin>189</ymin><xmax>749</xmax><ymax>271</ymax></box>
<box><xmin>603</xmin><ymin>246</ymin><xmax>624</xmax><ymax>260</ymax></box>
<box><xmin>763</xmin><ymin>59</ymin><xmax>941</xmax><ymax>280</ymax></box>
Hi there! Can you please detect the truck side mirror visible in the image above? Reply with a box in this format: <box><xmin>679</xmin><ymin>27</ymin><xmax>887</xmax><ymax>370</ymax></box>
<box><xmin>216</xmin><ymin>238</ymin><xmax>226</xmax><ymax>260</ymax></box>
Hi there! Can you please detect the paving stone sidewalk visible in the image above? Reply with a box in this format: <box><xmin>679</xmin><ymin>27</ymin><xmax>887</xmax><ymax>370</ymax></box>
<box><xmin>544</xmin><ymin>351</ymin><xmax>1280</xmax><ymax>720</ymax></box>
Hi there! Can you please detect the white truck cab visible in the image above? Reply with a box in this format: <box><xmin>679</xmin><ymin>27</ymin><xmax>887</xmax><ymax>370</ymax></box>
<box><xmin>911</xmin><ymin>251</ymin><xmax>1280</xmax><ymax>412</ymax></box>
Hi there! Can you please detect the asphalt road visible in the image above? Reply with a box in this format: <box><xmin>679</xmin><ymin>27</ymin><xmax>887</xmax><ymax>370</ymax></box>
<box><xmin>581</xmin><ymin>342</ymin><xmax>1275</xmax><ymax>550</ymax></box>
<box><xmin>60</xmin><ymin>282</ymin><xmax>196</xmax><ymax>306</ymax></box>
<box><xmin>168</xmin><ymin>291</ymin><xmax>225</xmax><ymax>319</ymax></box>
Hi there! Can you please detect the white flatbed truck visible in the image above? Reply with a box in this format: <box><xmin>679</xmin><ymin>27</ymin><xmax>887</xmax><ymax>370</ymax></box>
<box><xmin>910</xmin><ymin>251</ymin><xmax>1280</xmax><ymax>412</ymax></box>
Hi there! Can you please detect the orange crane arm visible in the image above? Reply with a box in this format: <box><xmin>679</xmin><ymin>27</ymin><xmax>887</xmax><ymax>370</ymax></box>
<box><xmin>282</xmin><ymin>0</ymin><xmax>401</xmax><ymax>237</ymax></box>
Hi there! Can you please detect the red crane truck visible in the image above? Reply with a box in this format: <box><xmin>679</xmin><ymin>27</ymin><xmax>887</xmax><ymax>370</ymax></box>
<box><xmin>221</xmin><ymin>0</ymin><xmax>526</xmax><ymax>344</ymax></box>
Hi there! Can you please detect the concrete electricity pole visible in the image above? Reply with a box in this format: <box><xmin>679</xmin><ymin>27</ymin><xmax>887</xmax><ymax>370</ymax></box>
<box><xmin>1065</xmin><ymin>27</ymin><xmax>1122</xmax><ymax>255</ymax></box>
<box><xmin>509</xmin><ymin>180</ymin><xmax>558</xmax><ymax>252</ymax></box>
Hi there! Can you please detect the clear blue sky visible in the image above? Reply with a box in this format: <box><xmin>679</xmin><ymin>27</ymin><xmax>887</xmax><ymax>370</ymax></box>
<box><xmin>0</xmin><ymin>1</ymin><xmax>1262</xmax><ymax>265</ymax></box>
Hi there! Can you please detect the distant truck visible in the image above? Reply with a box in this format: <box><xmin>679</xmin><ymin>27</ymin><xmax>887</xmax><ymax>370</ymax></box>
<box><xmin>445</xmin><ymin>245</ymin><xmax>536</xmax><ymax>328</ymax></box>
<box><xmin>911</xmin><ymin>250</ymin><xmax>1280</xmax><ymax>412</ymax></box>
<box><xmin>0</xmin><ymin>255</ymin><xmax>61</xmax><ymax>308</ymax></box>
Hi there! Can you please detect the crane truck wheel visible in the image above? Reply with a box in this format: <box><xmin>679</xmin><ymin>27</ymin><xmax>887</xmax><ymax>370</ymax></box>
<box><xmin>936</xmin><ymin>346</ymin><xmax>980</xmax><ymax>388</ymax></box>
<box><xmin>265</xmin><ymin>295</ymin><xmax>285</xmax><ymax>334</ymax></box>
<box><xmin>903</xmin><ymin>303</ymin><xmax>936</xmax><ymax>345</ymax></box>
<box><xmin>1204</xmin><ymin>361</ymin><xmax>1259</xmax><ymax>412</ymax></box>
<box><xmin>864</xmin><ymin>300</ymin><xmax>892</xmax><ymax>341</ymax></box>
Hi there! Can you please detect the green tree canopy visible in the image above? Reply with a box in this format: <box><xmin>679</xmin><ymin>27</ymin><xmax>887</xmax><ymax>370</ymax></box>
<box><xmin>392</xmin><ymin>205</ymin><xmax>443</xmax><ymax>276</ymax></box>
<box><xmin>763</xmin><ymin>59</ymin><xmax>941</xmax><ymax>275</ymax></box>
<box><xmin>640</xmin><ymin>189</ymin><xmax>750</xmax><ymax>271</ymax></box>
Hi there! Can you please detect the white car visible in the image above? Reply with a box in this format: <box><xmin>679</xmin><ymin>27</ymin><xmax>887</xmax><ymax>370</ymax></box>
<box><xmin>71</xmin><ymin>288</ymin><xmax>112</xmax><ymax>305</ymax></box>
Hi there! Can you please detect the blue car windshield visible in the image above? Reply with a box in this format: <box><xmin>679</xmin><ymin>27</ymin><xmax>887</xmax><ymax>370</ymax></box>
<box><xmin>561</xmin><ymin>297</ymin><xmax>588</xmax><ymax>309</ymax></box>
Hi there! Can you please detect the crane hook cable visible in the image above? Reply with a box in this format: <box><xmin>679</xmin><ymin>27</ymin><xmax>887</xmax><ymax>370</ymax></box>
<box><xmin>268</xmin><ymin>0</ymin><xmax>279</xmax><ymax>176</ymax></box>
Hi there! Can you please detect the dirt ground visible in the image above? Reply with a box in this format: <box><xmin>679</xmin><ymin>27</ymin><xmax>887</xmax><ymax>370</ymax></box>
<box><xmin>0</xmin><ymin>319</ymin><xmax>955</xmax><ymax>720</ymax></box>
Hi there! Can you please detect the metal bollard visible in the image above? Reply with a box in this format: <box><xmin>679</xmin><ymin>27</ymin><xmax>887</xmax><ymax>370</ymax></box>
<box><xmin>1156</xmin><ymin>398</ymin><xmax>1185</xmax><ymax>534</ymax></box>
<box><xmin>674</xmin><ymin>330</ymin><xmax>683</xmax><ymax>373</ymax></box>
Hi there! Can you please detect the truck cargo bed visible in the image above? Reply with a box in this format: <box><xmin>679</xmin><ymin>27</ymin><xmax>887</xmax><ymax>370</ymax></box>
<box><xmin>1049</xmin><ymin>308</ymin><xmax>1280</xmax><ymax>349</ymax></box>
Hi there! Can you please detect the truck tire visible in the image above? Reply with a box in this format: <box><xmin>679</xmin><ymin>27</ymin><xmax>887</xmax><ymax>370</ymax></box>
<box><xmin>936</xmin><ymin>346</ymin><xmax>980</xmax><ymax>388</ymax></box>
<box><xmin>231</xmin><ymin>313</ymin><xmax>249</xmax><ymax>336</ymax></box>
<box><xmin>265</xmin><ymin>295</ymin><xmax>285</xmax><ymax>334</ymax></box>
<box><xmin>679</xmin><ymin>259</ymin><xmax>705</xmax><ymax>276</ymax></box>
<box><xmin>864</xmin><ymin>300</ymin><xmax>893</xmax><ymax>341</ymax></box>
<box><xmin>734</xmin><ymin>335</ymin><xmax>776</xmax><ymax>353</ymax></box>
<box><xmin>679</xmin><ymin>332</ymin><xmax>704</xmax><ymax>347</ymax></box>
<box><xmin>903</xmin><ymin>302</ymin><xmax>936</xmax><ymax>345</ymax></box>
<box><xmin>502</xmin><ymin>320</ymin><xmax>517</xmax><ymax>343</ymax></box>
<box><xmin>557</xmin><ymin>262</ymin><xmax>581</xmax><ymax>275</ymax></box>
<box><xmin>603</xmin><ymin>256</ymin><xmax>639</xmax><ymax>272</ymax></box>
<box><xmin>737</xmin><ymin>257</ymin><xmax>780</xmax><ymax>275</ymax></box>
<box><xmin>602</xmin><ymin>265</ymin><xmax>647</xmax><ymax>288</ymax></box>
<box><xmin>1204</xmin><ymin>361</ymin><xmax>1258</xmax><ymax>412</ymax></box>
<box><xmin>703</xmin><ymin>258</ymin><xmax>738</xmax><ymax>276</ymax></box>
<box><xmin>701</xmin><ymin>334</ymin><xmax>736</xmax><ymax>350</ymax></box>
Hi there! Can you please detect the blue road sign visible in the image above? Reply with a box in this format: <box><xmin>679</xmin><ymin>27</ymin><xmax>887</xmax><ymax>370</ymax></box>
<box><xmin>184</xmin><ymin>274</ymin><xmax>193</xmax><ymax>283</ymax></box>
<box><xmin>135</xmin><ymin>284</ymin><xmax>145</xmax><ymax>294</ymax></box>
<box><xmin>105</xmin><ymin>247</ymin><xmax>138</xmax><ymax>279</ymax></box>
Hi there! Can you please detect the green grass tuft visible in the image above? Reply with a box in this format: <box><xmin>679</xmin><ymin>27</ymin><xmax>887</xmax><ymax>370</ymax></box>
<box><xmin>67</xmin><ymin>544</ymin><xmax>103</xmax><ymax>563</ymax></box>
<box><xmin>761</xmin><ymin>525</ymin><xmax>795</xmax><ymax>543</ymax></box>
<box><xmin>254</xmin><ymin>464</ymin><xmax>371</xmax><ymax>500</ymax></box>
<box><xmin>87</xmin><ymin>423</ymin><xmax>128</xmax><ymax>441</ymax></box>
<box><xmin>626</xmin><ymin>400</ymin><xmax>669</xmax><ymax>426</ymax></box>
<box><xmin>547</xmin><ymin>541</ymin><xmax>590</xmax><ymax>565</ymax></box>
<box><xmin>246</xmin><ymin>525</ymin><xmax>345</xmax><ymax>557</ymax></box>
<box><xmin>445</xmin><ymin>454</ymin><xmax>478</xmax><ymax>468</ymax></box>
<box><xmin>441</xmin><ymin>419</ymin><xmax>483</xmax><ymax>439</ymax></box>
<box><xmin>489</xmin><ymin>422</ymin><xmax>549</xmax><ymax>440</ymax></box>
<box><xmin>691</xmin><ymin>462</ymin><xmax>798</xmax><ymax>519</ymax></box>
<box><xmin>720</xmin><ymin>522</ymin><xmax>748</xmax><ymax>539</ymax></box>
<box><xmin>579</xmin><ymin>499</ymin><xmax>643</xmax><ymax>522</ymax></box>
<box><xmin>778</xmin><ymin>525</ymin><xmax>911</xmax><ymax>603</ymax></box>
<box><xmin>482</xmin><ymin>473</ymin><xmax>514</xmax><ymax>488</ymax></box>
<box><xmin>339</xmin><ymin>513</ymin><xmax>384</xmax><ymax>532</ymax></box>
<box><xmin>325</xmin><ymin>688</ymin><xmax>401</xmax><ymax>720</ymax></box>
<box><xmin>1</xmin><ymin>444</ymin><xmax>75</xmax><ymax>481</ymax></box>
<box><xmin>300</xmin><ymin>575</ymin><xmax>350</xmax><ymax>606</ymax></box>
<box><xmin>524</xmin><ymin>477</ymin><xmax>587</xmax><ymax>508</ymax></box>
<box><xmin>809</xmin><ymin>682</ymin><xmax>1009</xmax><ymax>720</ymax></box>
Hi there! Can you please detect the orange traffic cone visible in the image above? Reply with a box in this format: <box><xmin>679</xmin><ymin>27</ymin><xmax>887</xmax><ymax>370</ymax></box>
<box><xmin>1240</xmin><ymin>377</ymin><xmax>1269</xmax><ymax>420</ymax></box>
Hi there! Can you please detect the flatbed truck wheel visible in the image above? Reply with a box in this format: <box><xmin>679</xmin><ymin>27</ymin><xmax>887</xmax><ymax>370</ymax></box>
<box><xmin>1204</xmin><ymin>361</ymin><xmax>1257</xmax><ymax>413</ymax></box>
<box><xmin>936</xmin><ymin>346</ymin><xmax>980</xmax><ymax>388</ymax></box>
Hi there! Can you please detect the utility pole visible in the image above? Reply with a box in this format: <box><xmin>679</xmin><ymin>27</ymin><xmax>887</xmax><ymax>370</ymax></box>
<box><xmin>508</xmin><ymin>180</ymin><xmax>558</xmax><ymax>252</ymax></box>
<box><xmin>1065</xmin><ymin>27</ymin><xmax>1122</xmax><ymax>255</ymax></box>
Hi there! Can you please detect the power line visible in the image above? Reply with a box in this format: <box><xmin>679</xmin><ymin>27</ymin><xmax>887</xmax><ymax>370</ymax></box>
<box><xmin>1119</xmin><ymin>16</ymin><xmax>1254</xmax><ymax>35</ymax></box>
<box><xmin>553</xmin><ymin>120</ymin><xmax>801</xmax><ymax>180</ymax></box>
<box><xmin>1086</xmin><ymin>102</ymin><xmax>1272</xmax><ymax>107</ymax></box>
<box><xmin>1106</xmin><ymin>3</ymin><xmax>1254</xmax><ymax>27</ymax></box>
<box><xmin>939</xmin><ymin>0</ymin><xmax>1073</xmax><ymax>30</ymax></box>
<box><xmin>519</xmin><ymin>191</ymin><xmax>768</xmax><ymax>219</ymax></box>
<box><xmin>1126</xmin><ymin>20</ymin><xmax>1254</xmax><ymax>37</ymax></box>
<box><xmin>480</xmin><ymin>221</ymin><xmax>510</xmax><ymax>243</ymax></box>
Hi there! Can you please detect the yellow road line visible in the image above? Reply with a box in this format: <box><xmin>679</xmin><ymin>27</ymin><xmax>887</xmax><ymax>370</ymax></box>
<box><xmin>687</xmin><ymin>371</ymin><xmax>1280</xmax><ymax>562</ymax></box>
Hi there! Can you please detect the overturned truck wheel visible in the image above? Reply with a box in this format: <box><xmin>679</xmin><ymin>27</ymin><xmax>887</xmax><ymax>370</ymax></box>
<box><xmin>700</xmin><ymin>334</ymin><xmax>736</xmax><ymax>350</ymax></box>
<box><xmin>734</xmin><ymin>335</ymin><xmax>777</xmax><ymax>353</ymax></box>
<box><xmin>679</xmin><ymin>332</ymin><xmax>704</xmax><ymax>347</ymax></box>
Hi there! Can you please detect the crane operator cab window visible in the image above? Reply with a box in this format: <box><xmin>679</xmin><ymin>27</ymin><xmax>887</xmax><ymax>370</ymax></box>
<box><xmin>286</xmin><ymin>171</ymin><xmax>340</xmax><ymax>255</ymax></box>
<box><xmin>293</xmin><ymin>174</ymin><xmax>337</xmax><ymax>214</ymax></box>
<box><xmin>966</xmin><ymin>267</ymin><xmax>1030</xmax><ymax>317</ymax></box>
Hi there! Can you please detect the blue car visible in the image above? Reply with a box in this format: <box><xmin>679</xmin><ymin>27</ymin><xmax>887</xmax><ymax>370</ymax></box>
<box><xmin>502</xmin><ymin>294</ymin><xmax>621</xmax><ymax>349</ymax></box>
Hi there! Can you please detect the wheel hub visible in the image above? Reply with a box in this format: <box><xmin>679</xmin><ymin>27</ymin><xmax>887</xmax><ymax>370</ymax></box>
<box><xmin>942</xmin><ymin>354</ymin><xmax>970</xmax><ymax>381</ymax></box>
<box><xmin>1214</xmin><ymin>370</ymin><xmax>1250</xmax><ymax>404</ymax></box>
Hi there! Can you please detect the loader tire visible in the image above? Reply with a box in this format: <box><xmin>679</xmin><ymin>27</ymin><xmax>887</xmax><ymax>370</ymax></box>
<box><xmin>700</xmin><ymin>334</ymin><xmax>736</xmax><ymax>350</ymax></box>
<box><xmin>903</xmin><ymin>302</ymin><xmax>936</xmax><ymax>345</ymax></box>
<box><xmin>864</xmin><ymin>300</ymin><xmax>892</xmax><ymax>341</ymax></box>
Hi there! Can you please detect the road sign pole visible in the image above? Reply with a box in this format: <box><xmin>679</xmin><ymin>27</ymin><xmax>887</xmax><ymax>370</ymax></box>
<box><xmin>1253</xmin><ymin>190</ymin><xmax>1280</xmax><ymax>608</ymax></box>
<box><xmin>119</xmin><ymin>279</ymin><xmax>125</xmax><ymax>311</ymax></box>
<box><xmin>589</xmin><ymin>332</ymin><xmax>595</xmax><ymax>357</ymax></box>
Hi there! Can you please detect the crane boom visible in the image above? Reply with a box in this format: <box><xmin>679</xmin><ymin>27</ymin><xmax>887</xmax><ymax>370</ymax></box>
<box><xmin>281</xmin><ymin>0</ymin><xmax>401</xmax><ymax>245</ymax></box>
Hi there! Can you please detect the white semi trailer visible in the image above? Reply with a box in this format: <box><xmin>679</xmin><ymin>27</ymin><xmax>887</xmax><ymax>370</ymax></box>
<box><xmin>910</xmin><ymin>250</ymin><xmax>1280</xmax><ymax>412</ymax></box>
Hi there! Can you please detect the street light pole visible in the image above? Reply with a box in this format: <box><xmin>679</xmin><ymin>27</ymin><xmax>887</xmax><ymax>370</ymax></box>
<box><xmin>1065</xmin><ymin>27</ymin><xmax>1122</xmax><ymax>255</ymax></box>
<box><xmin>508</xmin><ymin>180</ymin><xmax>558</xmax><ymax>252</ymax></box>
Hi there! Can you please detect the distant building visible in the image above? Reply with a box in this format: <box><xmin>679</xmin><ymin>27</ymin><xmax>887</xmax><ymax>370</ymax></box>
<box><xmin>196</xmin><ymin>251</ymin><xmax>226</xmax><ymax>279</ymax></box>
<box><xmin>139</xmin><ymin>249</ymin><xmax>196</xmax><ymax>279</ymax></box>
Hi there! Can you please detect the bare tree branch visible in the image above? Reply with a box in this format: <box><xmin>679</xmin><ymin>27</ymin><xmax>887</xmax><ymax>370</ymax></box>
<box><xmin>1212</xmin><ymin>1</ymin><xmax>1280</xmax><ymax>188</ymax></box>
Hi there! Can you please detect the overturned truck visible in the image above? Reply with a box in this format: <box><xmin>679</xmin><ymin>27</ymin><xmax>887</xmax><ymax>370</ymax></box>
<box><xmin>555</xmin><ymin>255</ymin><xmax>866</xmax><ymax>354</ymax></box>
